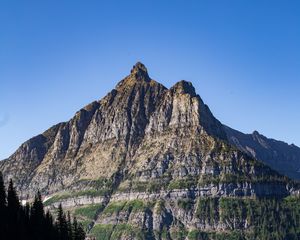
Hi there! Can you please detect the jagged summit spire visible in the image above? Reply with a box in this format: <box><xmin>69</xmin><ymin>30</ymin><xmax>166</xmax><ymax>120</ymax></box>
<box><xmin>130</xmin><ymin>62</ymin><xmax>150</xmax><ymax>81</ymax></box>
<box><xmin>171</xmin><ymin>80</ymin><xmax>197</xmax><ymax>96</ymax></box>
<box><xmin>131</xmin><ymin>62</ymin><xmax>148</xmax><ymax>74</ymax></box>
<box><xmin>116</xmin><ymin>62</ymin><xmax>159</xmax><ymax>89</ymax></box>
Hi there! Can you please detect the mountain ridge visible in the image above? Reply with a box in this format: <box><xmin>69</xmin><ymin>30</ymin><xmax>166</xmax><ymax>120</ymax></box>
<box><xmin>224</xmin><ymin>125</ymin><xmax>300</xmax><ymax>179</ymax></box>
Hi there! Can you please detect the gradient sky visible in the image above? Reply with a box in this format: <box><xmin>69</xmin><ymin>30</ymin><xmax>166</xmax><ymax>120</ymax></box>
<box><xmin>1</xmin><ymin>0</ymin><xmax>300</xmax><ymax>160</ymax></box>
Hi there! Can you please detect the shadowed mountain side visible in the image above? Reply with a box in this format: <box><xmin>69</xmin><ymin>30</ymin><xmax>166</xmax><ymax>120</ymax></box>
<box><xmin>224</xmin><ymin>125</ymin><xmax>300</xmax><ymax>180</ymax></box>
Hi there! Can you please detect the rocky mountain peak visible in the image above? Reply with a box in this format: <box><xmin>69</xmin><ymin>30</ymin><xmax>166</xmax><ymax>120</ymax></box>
<box><xmin>129</xmin><ymin>62</ymin><xmax>150</xmax><ymax>81</ymax></box>
<box><xmin>116</xmin><ymin>62</ymin><xmax>152</xmax><ymax>90</ymax></box>
<box><xmin>171</xmin><ymin>80</ymin><xmax>196</xmax><ymax>96</ymax></box>
<box><xmin>252</xmin><ymin>130</ymin><xmax>260</xmax><ymax>136</ymax></box>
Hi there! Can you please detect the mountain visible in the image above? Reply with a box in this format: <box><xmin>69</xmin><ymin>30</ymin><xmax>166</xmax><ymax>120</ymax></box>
<box><xmin>0</xmin><ymin>62</ymin><xmax>230</xmax><ymax>198</ymax></box>
<box><xmin>1</xmin><ymin>62</ymin><xmax>300</xmax><ymax>239</ymax></box>
<box><xmin>224</xmin><ymin>126</ymin><xmax>300</xmax><ymax>180</ymax></box>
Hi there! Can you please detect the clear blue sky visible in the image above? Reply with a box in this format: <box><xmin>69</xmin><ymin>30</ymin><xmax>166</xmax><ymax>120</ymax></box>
<box><xmin>1</xmin><ymin>0</ymin><xmax>300</xmax><ymax>159</ymax></box>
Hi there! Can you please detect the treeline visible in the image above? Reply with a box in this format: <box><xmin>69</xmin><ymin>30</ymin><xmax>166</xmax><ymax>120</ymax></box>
<box><xmin>0</xmin><ymin>172</ymin><xmax>86</xmax><ymax>240</ymax></box>
<box><xmin>194</xmin><ymin>196</ymin><xmax>300</xmax><ymax>240</ymax></box>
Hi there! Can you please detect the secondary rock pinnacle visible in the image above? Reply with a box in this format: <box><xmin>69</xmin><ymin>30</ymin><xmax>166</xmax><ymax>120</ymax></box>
<box><xmin>130</xmin><ymin>62</ymin><xmax>150</xmax><ymax>81</ymax></box>
<box><xmin>171</xmin><ymin>80</ymin><xmax>197</xmax><ymax>96</ymax></box>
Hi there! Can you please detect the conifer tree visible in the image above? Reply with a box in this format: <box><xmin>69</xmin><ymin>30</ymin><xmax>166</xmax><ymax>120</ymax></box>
<box><xmin>67</xmin><ymin>211</ymin><xmax>73</xmax><ymax>239</ymax></box>
<box><xmin>57</xmin><ymin>203</ymin><xmax>69</xmax><ymax>240</ymax></box>
<box><xmin>0</xmin><ymin>174</ymin><xmax>87</xmax><ymax>240</ymax></box>
<box><xmin>73</xmin><ymin>216</ymin><xmax>86</xmax><ymax>240</ymax></box>
<box><xmin>0</xmin><ymin>172</ymin><xmax>6</xmax><ymax>209</ymax></box>
<box><xmin>31</xmin><ymin>190</ymin><xmax>45</xmax><ymax>239</ymax></box>
<box><xmin>76</xmin><ymin>223</ymin><xmax>86</xmax><ymax>240</ymax></box>
<box><xmin>7</xmin><ymin>179</ymin><xmax>20</xmax><ymax>240</ymax></box>
<box><xmin>0</xmin><ymin>172</ymin><xmax>7</xmax><ymax>238</ymax></box>
<box><xmin>21</xmin><ymin>202</ymin><xmax>31</xmax><ymax>240</ymax></box>
<box><xmin>7</xmin><ymin>179</ymin><xmax>20</xmax><ymax>211</ymax></box>
<box><xmin>72</xmin><ymin>216</ymin><xmax>79</xmax><ymax>240</ymax></box>
<box><xmin>45</xmin><ymin>210</ymin><xmax>57</xmax><ymax>240</ymax></box>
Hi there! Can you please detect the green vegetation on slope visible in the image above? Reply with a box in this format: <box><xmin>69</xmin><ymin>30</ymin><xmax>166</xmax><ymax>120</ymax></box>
<box><xmin>74</xmin><ymin>203</ymin><xmax>103</xmax><ymax>220</ymax></box>
<box><xmin>91</xmin><ymin>224</ymin><xmax>145</xmax><ymax>240</ymax></box>
<box><xmin>102</xmin><ymin>200</ymin><xmax>154</xmax><ymax>216</ymax></box>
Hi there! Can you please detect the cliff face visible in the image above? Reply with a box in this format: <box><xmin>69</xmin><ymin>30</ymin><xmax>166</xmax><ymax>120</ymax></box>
<box><xmin>1</xmin><ymin>62</ymin><xmax>299</xmax><ymax>239</ymax></box>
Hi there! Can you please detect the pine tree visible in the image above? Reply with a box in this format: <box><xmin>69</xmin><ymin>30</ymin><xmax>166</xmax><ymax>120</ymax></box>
<box><xmin>76</xmin><ymin>223</ymin><xmax>86</xmax><ymax>240</ymax></box>
<box><xmin>22</xmin><ymin>202</ymin><xmax>31</xmax><ymax>240</ymax></box>
<box><xmin>73</xmin><ymin>217</ymin><xmax>85</xmax><ymax>240</ymax></box>
<box><xmin>7</xmin><ymin>179</ymin><xmax>21</xmax><ymax>240</ymax></box>
<box><xmin>73</xmin><ymin>217</ymin><xmax>86</xmax><ymax>240</ymax></box>
<box><xmin>45</xmin><ymin>210</ymin><xmax>57</xmax><ymax>240</ymax></box>
<box><xmin>67</xmin><ymin>211</ymin><xmax>73</xmax><ymax>239</ymax></box>
<box><xmin>7</xmin><ymin>179</ymin><xmax>20</xmax><ymax>211</ymax></box>
<box><xmin>31</xmin><ymin>190</ymin><xmax>45</xmax><ymax>239</ymax></box>
<box><xmin>57</xmin><ymin>203</ymin><xmax>69</xmax><ymax>240</ymax></box>
<box><xmin>73</xmin><ymin>216</ymin><xmax>79</xmax><ymax>240</ymax></box>
<box><xmin>0</xmin><ymin>172</ymin><xmax>6</xmax><ymax>208</ymax></box>
<box><xmin>32</xmin><ymin>191</ymin><xmax>44</xmax><ymax>219</ymax></box>
<box><xmin>24</xmin><ymin>202</ymin><xmax>31</xmax><ymax>221</ymax></box>
<box><xmin>0</xmin><ymin>174</ymin><xmax>85</xmax><ymax>240</ymax></box>
<box><xmin>0</xmin><ymin>172</ymin><xmax>7</xmax><ymax>238</ymax></box>
<box><xmin>19</xmin><ymin>204</ymin><xmax>31</xmax><ymax>240</ymax></box>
